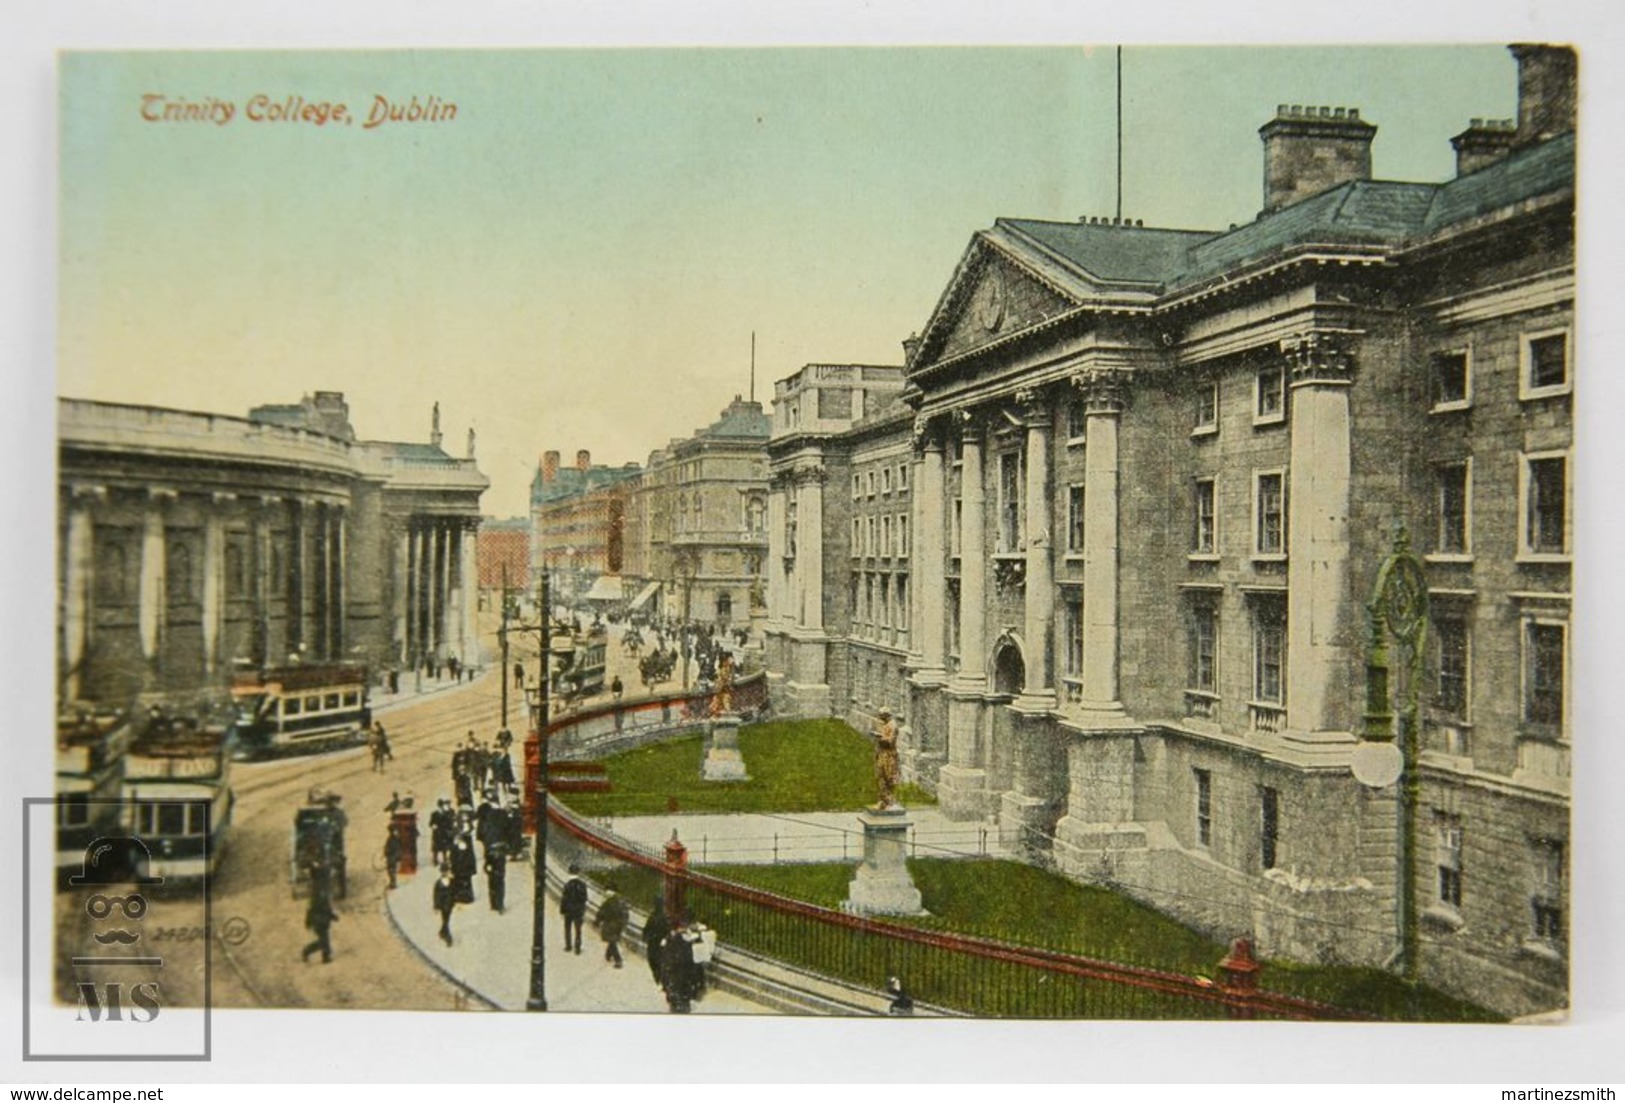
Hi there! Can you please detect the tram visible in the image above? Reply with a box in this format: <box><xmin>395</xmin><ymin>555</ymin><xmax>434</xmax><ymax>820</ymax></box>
<box><xmin>121</xmin><ymin>707</ymin><xmax>234</xmax><ymax>882</ymax></box>
<box><xmin>227</xmin><ymin>662</ymin><xmax>371</xmax><ymax>761</ymax></box>
<box><xmin>550</xmin><ymin>627</ymin><xmax>607</xmax><ymax>700</ymax></box>
<box><xmin>55</xmin><ymin>708</ymin><xmax>131</xmax><ymax>873</ymax></box>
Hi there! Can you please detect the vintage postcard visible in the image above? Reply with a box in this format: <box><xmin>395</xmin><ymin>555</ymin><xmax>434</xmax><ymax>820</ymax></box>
<box><xmin>15</xmin><ymin>24</ymin><xmax>1609</xmax><ymax>1083</ymax></box>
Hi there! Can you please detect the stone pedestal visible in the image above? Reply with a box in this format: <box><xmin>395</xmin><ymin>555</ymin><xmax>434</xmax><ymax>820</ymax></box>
<box><xmin>843</xmin><ymin>805</ymin><xmax>925</xmax><ymax>916</ymax></box>
<box><xmin>701</xmin><ymin>715</ymin><xmax>749</xmax><ymax>781</ymax></box>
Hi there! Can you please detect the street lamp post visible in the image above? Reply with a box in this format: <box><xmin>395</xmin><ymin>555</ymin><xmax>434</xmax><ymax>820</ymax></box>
<box><xmin>527</xmin><ymin>570</ymin><xmax>552</xmax><ymax>1012</ymax></box>
<box><xmin>1354</xmin><ymin>526</ymin><xmax>1429</xmax><ymax>985</ymax></box>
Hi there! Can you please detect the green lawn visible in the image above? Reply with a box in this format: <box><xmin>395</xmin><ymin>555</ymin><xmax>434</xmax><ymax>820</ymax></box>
<box><xmin>562</xmin><ymin>718</ymin><xmax>935</xmax><ymax>817</ymax></box>
<box><xmin>588</xmin><ymin>857</ymin><xmax>1500</xmax><ymax>1022</ymax></box>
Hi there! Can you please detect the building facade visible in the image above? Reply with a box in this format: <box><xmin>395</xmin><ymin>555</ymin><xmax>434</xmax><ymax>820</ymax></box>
<box><xmin>764</xmin><ymin>46</ymin><xmax>1573</xmax><ymax>1017</ymax></box>
<box><xmin>476</xmin><ymin>518</ymin><xmax>531</xmax><ymax>608</ymax></box>
<box><xmin>58</xmin><ymin>391</ymin><xmax>489</xmax><ymax>704</ymax></box>
<box><xmin>529</xmin><ymin>449</ymin><xmax>641</xmax><ymax>603</ymax></box>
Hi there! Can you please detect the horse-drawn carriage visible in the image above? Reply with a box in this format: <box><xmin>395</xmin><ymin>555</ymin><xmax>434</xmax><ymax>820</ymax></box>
<box><xmin>291</xmin><ymin>788</ymin><xmax>348</xmax><ymax>899</ymax></box>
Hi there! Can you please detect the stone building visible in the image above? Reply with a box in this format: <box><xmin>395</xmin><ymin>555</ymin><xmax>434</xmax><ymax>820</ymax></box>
<box><xmin>632</xmin><ymin>396</ymin><xmax>771</xmax><ymax>632</ymax></box>
<box><xmin>58</xmin><ymin>392</ymin><xmax>488</xmax><ymax>703</ymax></box>
<box><xmin>763</xmin><ymin>46</ymin><xmax>1574</xmax><ymax>1017</ymax></box>
<box><xmin>528</xmin><ymin>449</ymin><xmax>641</xmax><ymax>603</ymax></box>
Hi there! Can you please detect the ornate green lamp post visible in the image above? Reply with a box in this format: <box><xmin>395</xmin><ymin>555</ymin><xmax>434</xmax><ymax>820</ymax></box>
<box><xmin>1352</xmin><ymin>526</ymin><xmax>1428</xmax><ymax>984</ymax></box>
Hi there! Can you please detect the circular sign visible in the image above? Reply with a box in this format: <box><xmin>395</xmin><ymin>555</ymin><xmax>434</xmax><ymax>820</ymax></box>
<box><xmin>1351</xmin><ymin>741</ymin><xmax>1404</xmax><ymax>788</ymax></box>
<box><xmin>1377</xmin><ymin>556</ymin><xmax>1428</xmax><ymax>642</ymax></box>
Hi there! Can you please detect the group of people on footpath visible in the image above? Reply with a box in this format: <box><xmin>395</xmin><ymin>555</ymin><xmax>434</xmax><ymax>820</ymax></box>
<box><xmin>556</xmin><ymin>863</ymin><xmax>709</xmax><ymax>1014</ymax></box>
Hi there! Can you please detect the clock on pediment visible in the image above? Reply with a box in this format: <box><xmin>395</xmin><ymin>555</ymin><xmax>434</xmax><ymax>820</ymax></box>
<box><xmin>971</xmin><ymin>265</ymin><xmax>1006</xmax><ymax>333</ymax></box>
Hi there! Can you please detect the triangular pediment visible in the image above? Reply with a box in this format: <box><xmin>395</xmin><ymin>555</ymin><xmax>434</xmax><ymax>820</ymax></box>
<box><xmin>926</xmin><ymin>243</ymin><xmax>1080</xmax><ymax>367</ymax></box>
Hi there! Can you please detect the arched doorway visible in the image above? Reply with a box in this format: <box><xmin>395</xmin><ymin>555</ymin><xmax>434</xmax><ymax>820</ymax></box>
<box><xmin>992</xmin><ymin>637</ymin><xmax>1025</xmax><ymax>697</ymax></box>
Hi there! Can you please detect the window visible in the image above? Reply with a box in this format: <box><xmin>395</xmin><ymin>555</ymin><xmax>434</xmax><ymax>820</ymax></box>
<box><xmin>1521</xmin><ymin>329</ymin><xmax>1570</xmax><ymax>399</ymax></box>
<box><xmin>878</xmin><ymin>576</ymin><xmax>890</xmax><ymax>628</ymax></box>
<box><xmin>225</xmin><ymin>535</ymin><xmax>250</xmax><ymax>599</ymax></box>
<box><xmin>1063</xmin><ymin>591</ymin><xmax>1084</xmax><ymax>691</ymax></box>
<box><xmin>896</xmin><ymin>576</ymin><xmax>909</xmax><ymax>631</ymax></box>
<box><xmin>881</xmin><ymin>516</ymin><xmax>893</xmax><ymax>558</ymax></box>
<box><xmin>1189</xmin><ymin>600</ymin><xmax>1218</xmax><ymax>693</ymax></box>
<box><xmin>1260</xmin><ymin>788</ymin><xmax>1279</xmax><ymax>870</ymax></box>
<box><xmin>852</xmin><ymin>518</ymin><xmax>862</xmax><ymax>558</ymax></box>
<box><xmin>1531</xmin><ymin>839</ymin><xmax>1565</xmax><ymax>943</ymax></box>
<box><xmin>1436</xmin><ymin>462</ymin><xmax>1470</xmax><ymax>555</ymax></box>
<box><xmin>1253</xmin><ymin>601</ymin><xmax>1286</xmax><ymax>704</ymax></box>
<box><xmin>1524</xmin><ymin>620</ymin><xmax>1566</xmax><ymax>728</ymax></box>
<box><xmin>897</xmin><ymin>464</ymin><xmax>909</xmax><ymax>492</ymax></box>
<box><xmin>1522</xmin><ymin>453</ymin><xmax>1569</xmax><ymax>557</ymax></box>
<box><xmin>1434</xmin><ymin>812</ymin><xmax>1463</xmax><ymax>910</ymax></box>
<box><xmin>1254</xmin><ymin>366</ymin><xmax>1285</xmax><ymax>424</ymax></box>
<box><xmin>284</xmin><ymin>697</ymin><xmax>302</xmax><ymax>717</ymax></box>
<box><xmin>1067</xmin><ymin>485</ymin><xmax>1085</xmax><ymax>553</ymax></box>
<box><xmin>165</xmin><ymin>542</ymin><xmax>193</xmax><ymax>606</ymax></box>
<box><xmin>882</xmin><ymin>468</ymin><xmax>892</xmax><ymax>495</ymax></box>
<box><xmin>1194</xmin><ymin>769</ymin><xmax>1213</xmax><ymax>848</ymax></box>
<box><xmin>1194</xmin><ymin>380</ymin><xmax>1218</xmax><ymax>434</ymax></box>
<box><xmin>1435</xmin><ymin>616</ymin><xmax>1469</xmax><ymax>717</ymax></box>
<box><xmin>897</xmin><ymin>515</ymin><xmax>909</xmax><ymax>559</ymax></box>
<box><xmin>1193</xmin><ymin>478</ymin><xmax>1217</xmax><ymax>555</ymax></box>
<box><xmin>1430</xmin><ymin>349</ymin><xmax>1470</xmax><ymax>410</ymax></box>
<box><xmin>852</xmin><ymin>474</ymin><xmax>861</xmax><ymax>501</ymax></box>
<box><xmin>867</xmin><ymin>471</ymin><xmax>877</xmax><ymax>498</ymax></box>
<box><xmin>997</xmin><ymin>451</ymin><xmax>1023</xmax><ymax>553</ymax></box>
<box><xmin>952</xmin><ymin>499</ymin><xmax>963</xmax><ymax>557</ymax></box>
<box><xmin>1067</xmin><ymin>396</ymin><xmax>1087</xmax><ymax>443</ymax></box>
<box><xmin>1254</xmin><ymin>472</ymin><xmax>1286</xmax><ymax>556</ymax></box>
<box><xmin>868</xmin><ymin>517</ymin><xmax>878</xmax><ymax>558</ymax></box>
<box><xmin>849</xmin><ymin>574</ymin><xmax>860</xmax><ymax>620</ymax></box>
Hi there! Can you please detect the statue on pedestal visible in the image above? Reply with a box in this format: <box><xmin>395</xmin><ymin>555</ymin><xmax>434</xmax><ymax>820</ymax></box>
<box><xmin>708</xmin><ymin>651</ymin><xmax>734</xmax><ymax>718</ymax></box>
<box><xmin>874</xmin><ymin>710</ymin><xmax>900</xmax><ymax>810</ymax></box>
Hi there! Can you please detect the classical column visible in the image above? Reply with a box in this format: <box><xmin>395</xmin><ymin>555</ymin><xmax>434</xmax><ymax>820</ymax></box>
<box><xmin>765</xmin><ymin>476</ymin><xmax>787</xmax><ymax>624</ymax></box>
<box><xmin>911</xmin><ymin>417</ymin><xmax>948</xmax><ymax>684</ymax></box>
<box><xmin>253</xmin><ymin>497</ymin><xmax>277</xmax><ymax>667</ymax></box>
<box><xmin>137</xmin><ymin>489</ymin><xmax>175</xmax><ymax>684</ymax></box>
<box><xmin>430</xmin><ymin>521</ymin><xmax>446</xmax><ymax>659</ymax></box>
<box><xmin>287</xmin><ymin>499</ymin><xmax>306</xmax><ymax>659</ymax></box>
<box><xmin>393</xmin><ymin>523</ymin><xmax>410</xmax><ymax>665</ymax></box>
<box><xmin>1077</xmin><ymin>371</ymin><xmax>1125</xmax><ymax>714</ymax></box>
<box><xmin>202</xmin><ymin>494</ymin><xmax>230</xmax><ymax>677</ymax></box>
<box><xmin>1016</xmin><ymin>389</ymin><xmax>1055</xmax><ymax>709</ymax></box>
<box><xmin>331</xmin><ymin>506</ymin><xmax>347</xmax><ymax>658</ymax></box>
<box><xmin>1284</xmin><ymin>331</ymin><xmax>1357</xmax><ymax>737</ymax></box>
<box><xmin>951</xmin><ymin>411</ymin><xmax>987</xmax><ymax>691</ymax></box>
<box><xmin>61</xmin><ymin>485</ymin><xmax>102</xmax><ymax>702</ymax></box>
<box><xmin>459</xmin><ymin>521</ymin><xmax>478</xmax><ymax>667</ymax></box>
<box><xmin>798</xmin><ymin>467</ymin><xmax>825</xmax><ymax>631</ymax></box>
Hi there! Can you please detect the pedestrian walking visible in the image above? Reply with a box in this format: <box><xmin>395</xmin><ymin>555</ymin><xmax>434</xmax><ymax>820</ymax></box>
<box><xmin>301</xmin><ymin>893</ymin><xmax>338</xmax><ymax>964</ymax></box>
<box><xmin>450</xmin><ymin>835</ymin><xmax>478</xmax><ymax>905</ymax></box>
<box><xmin>560</xmin><ymin>864</ymin><xmax>589</xmax><ymax>954</ymax></box>
<box><xmin>514</xmin><ymin>661</ymin><xmax>526</xmax><ymax>690</ymax></box>
<box><xmin>369</xmin><ymin>722</ymin><xmax>392</xmax><ymax>773</ymax></box>
<box><xmin>430</xmin><ymin>798</ymin><xmax>454</xmax><ymax>867</ymax></box>
<box><xmin>448</xmin><ymin>656</ymin><xmax>461</xmax><ymax>682</ymax></box>
<box><xmin>596</xmin><ymin>890</ymin><xmax>630</xmax><ymax>968</ymax></box>
<box><xmin>660</xmin><ymin>928</ymin><xmax>705</xmax><ymax>1013</ymax></box>
<box><xmin>886</xmin><ymin>975</ymin><xmax>915</xmax><ymax>1016</ymax></box>
<box><xmin>642</xmin><ymin>901</ymin><xmax>671</xmax><ymax>987</ymax></box>
<box><xmin>485</xmin><ymin>847</ymin><xmax>507</xmax><ymax>914</ymax></box>
<box><xmin>433</xmin><ymin>867</ymin><xmax>458</xmax><ymax>946</ymax></box>
<box><xmin>384</xmin><ymin>828</ymin><xmax>402</xmax><ymax>890</ymax></box>
<box><xmin>610</xmin><ymin>675</ymin><xmax>624</xmax><ymax>702</ymax></box>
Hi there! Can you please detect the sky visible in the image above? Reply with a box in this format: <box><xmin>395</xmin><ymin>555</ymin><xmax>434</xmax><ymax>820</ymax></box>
<box><xmin>56</xmin><ymin>45</ymin><xmax>1521</xmax><ymax>520</ymax></box>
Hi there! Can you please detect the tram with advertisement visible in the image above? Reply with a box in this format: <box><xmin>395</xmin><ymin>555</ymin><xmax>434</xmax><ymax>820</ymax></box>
<box><xmin>121</xmin><ymin>707</ymin><xmax>234</xmax><ymax>882</ymax></box>
<box><xmin>55</xmin><ymin>708</ymin><xmax>132</xmax><ymax>874</ymax></box>
<box><xmin>549</xmin><ymin>625</ymin><xmax>607</xmax><ymax>703</ymax></box>
<box><xmin>226</xmin><ymin>661</ymin><xmax>372</xmax><ymax>761</ymax></box>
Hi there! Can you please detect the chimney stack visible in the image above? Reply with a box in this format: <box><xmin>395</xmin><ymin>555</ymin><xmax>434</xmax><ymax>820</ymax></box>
<box><xmin>1509</xmin><ymin>44</ymin><xmax>1577</xmax><ymax>146</ymax></box>
<box><xmin>576</xmin><ymin>449</ymin><xmax>591</xmax><ymax>472</ymax></box>
<box><xmin>542</xmin><ymin>450</ymin><xmax>560</xmax><ymax>484</ymax></box>
<box><xmin>1258</xmin><ymin>105</ymin><xmax>1376</xmax><ymax>213</ymax></box>
<box><xmin>1450</xmin><ymin>118</ymin><xmax>1518</xmax><ymax>177</ymax></box>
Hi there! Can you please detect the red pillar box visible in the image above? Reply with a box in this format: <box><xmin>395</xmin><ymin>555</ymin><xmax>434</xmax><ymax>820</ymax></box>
<box><xmin>390</xmin><ymin>811</ymin><xmax>420</xmax><ymax>876</ymax></box>
<box><xmin>522</xmin><ymin>731</ymin><xmax>542</xmax><ymax>834</ymax></box>
<box><xmin>663</xmin><ymin>830</ymin><xmax>690</xmax><ymax>925</ymax></box>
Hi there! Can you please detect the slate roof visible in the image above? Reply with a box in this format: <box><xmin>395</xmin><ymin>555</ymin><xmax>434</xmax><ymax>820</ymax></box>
<box><xmin>989</xmin><ymin>132</ymin><xmax>1573</xmax><ymax>299</ymax></box>
<box><xmin>698</xmin><ymin>399</ymin><xmax>771</xmax><ymax>441</ymax></box>
<box><xmin>373</xmin><ymin>442</ymin><xmax>456</xmax><ymax>463</ymax></box>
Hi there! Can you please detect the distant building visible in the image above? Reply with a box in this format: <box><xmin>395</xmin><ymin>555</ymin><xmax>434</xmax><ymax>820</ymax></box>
<box><xmin>631</xmin><ymin>396</ymin><xmax>771</xmax><ymax>630</ymax></box>
<box><xmin>476</xmin><ymin>518</ymin><xmax>531</xmax><ymax>605</ymax></box>
<box><xmin>529</xmin><ymin>449</ymin><xmax>641</xmax><ymax>603</ymax></box>
<box><xmin>58</xmin><ymin>392</ymin><xmax>488</xmax><ymax>702</ymax></box>
<box><xmin>765</xmin><ymin>46</ymin><xmax>1574</xmax><ymax>1017</ymax></box>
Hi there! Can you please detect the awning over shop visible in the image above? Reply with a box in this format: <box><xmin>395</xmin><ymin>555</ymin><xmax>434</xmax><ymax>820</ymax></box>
<box><xmin>628</xmin><ymin>580</ymin><xmax>661</xmax><ymax>611</ymax></box>
<box><xmin>583</xmin><ymin>575</ymin><xmax>624</xmax><ymax>603</ymax></box>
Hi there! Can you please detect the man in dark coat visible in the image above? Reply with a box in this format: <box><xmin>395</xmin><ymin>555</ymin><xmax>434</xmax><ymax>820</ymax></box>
<box><xmin>429</xmin><ymin>798</ymin><xmax>454</xmax><ymax>868</ymax></box>
<box><xmin>475</xmin><ymin>790</ymin><xmax>501</xmax><ymax>858</ymax></box>
<box><xmin>596</xmin><ymin>891</ymin><xmax>630</xmax><ymax>968</ymax></box>
<box><xmin>514</xmin><ymin>661</ymin><xmax>526</xmax><ymax>690</ymax></box>
<box><xmin>384</xmin><ymin>828</ymin><xmax>402</xmax><ymax>890</ymax></box>
<box><xmin>301</xmin><ymin>893</ymin><xmax>338</xmax><ymax>964</ymax></box>
<box><xmin>433</xmin><ymin>868</ymin><xmax>457</xmax><ymax>946</ymax></box>
<box><xmin>560</xmin><ymin>864</ymin><xmax>589</xmax><ymax>954</ymax></box>
<box><xmin>485</xmin><ymin>847</ymin><xmax>507</xmax><ymax>914</ymax></box>
<box><xmin>660</xmin><ymin>929</ymin><xmax>704</xmax><ymax>1013</ymax></box>
<box><xmin>641</xmin><ymin>902</ymin><xmax>671</xmax><ymax>987</ymax></box>
<box><xmin>450</xmin><ymin>835</ymin><xmax>477</xmax><ymax>905</ymax></box>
